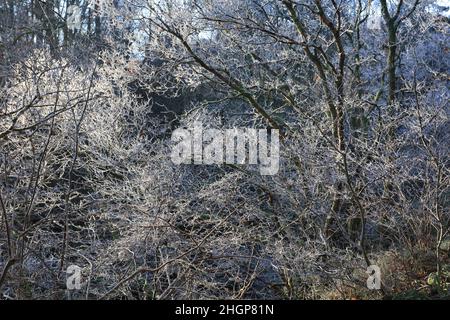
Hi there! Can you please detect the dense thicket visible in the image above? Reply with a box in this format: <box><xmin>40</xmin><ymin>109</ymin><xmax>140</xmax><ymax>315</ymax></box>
<box><xmin>0</xmin><ymin>0</ymin><xmax>449</xmax><ymax>299</ymax></box>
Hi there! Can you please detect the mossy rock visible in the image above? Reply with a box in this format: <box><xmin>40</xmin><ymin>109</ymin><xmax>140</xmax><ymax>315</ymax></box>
<box><xmin>440</xmin><ymin>239</ymin><xmax>450</xmax><ymax>252</ymax></box>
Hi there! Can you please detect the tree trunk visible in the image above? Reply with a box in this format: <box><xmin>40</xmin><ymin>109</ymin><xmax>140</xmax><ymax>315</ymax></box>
<box><xmin>381</xmin><ymin>0</ymin><xmax>398</xmax><ymax>106</ymax></box>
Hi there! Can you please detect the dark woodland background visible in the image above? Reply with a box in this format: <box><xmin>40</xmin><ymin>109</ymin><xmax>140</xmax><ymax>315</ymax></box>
<box><xmin>0</xmin><ymin>0</ymin><xmax>449</xmax><ymax>299</ymax></box>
